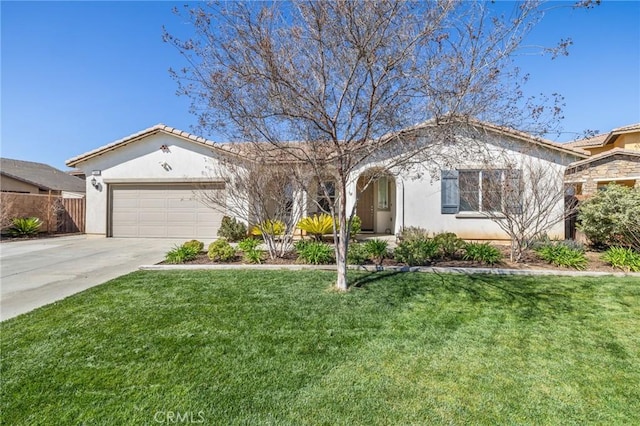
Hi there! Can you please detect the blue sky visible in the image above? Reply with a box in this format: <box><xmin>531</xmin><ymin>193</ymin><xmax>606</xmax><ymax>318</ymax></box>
<box><xmin>1</xmin><ymin>1</ymin><xmax>639</xmax><ymax>170</ymax></box>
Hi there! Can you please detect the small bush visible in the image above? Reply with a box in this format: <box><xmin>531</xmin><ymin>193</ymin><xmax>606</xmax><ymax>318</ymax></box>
<box><xmin>217</xmin><ymin>216</ymin><xmax>247</xmax><ymax>242</ymax></box>
<box><xmin>577</xmin><ymin>184</ymin><xmax>640</xmax><ymax>250</ymax></box>
<box><xmin>297</xmin><ymin>214</ymin><xmax>334</xmax><ymax>241</ymax></box>
<box><xmin>295</xmin><ymin>240</ymin><xmax>334</xmax><ymax>265</ymax></box>
<box><xmin>364</xmin><ymin>239</ymin><xmax>388</xmax><ymax>266</ymax></box>
<box><xmin>237</xmin><ymin>237</ymin><xmax>260</xmax><ymax>252</ymax></box>
<box><xmin>207</xmin><ymin>239</ymin><xmax>236</xmax><ymax>262</ymax></box>
<box><xmin>394</xmin><ymin>238</ymin><xmax>440</xmax><ymax>266</ymax></box>
<box><xmin>463</xmin><ymin>243</ymin><xmax>502</xmax><ymax>265</ymax></box>
<box><xmin>242</xmin><ymin>249</ymin><xmax>264</xmax><ymax>264</ymax></box>
<box><xmin>347</xmin><ymin>243</ymin><xmax>368</xmax><ymax>265</ymax></box>
<box><xmin>8</xmin><ymin>217</ymin><xmax>42</xmax><ymax>237</ymax></box>
<box><xmin>535</xmin><ymin>243</ymin><xmax>587</xmax><ymax>270</ymax></box>
<box><xmin>433</xmin><ymin>232</ymin><xmax>465</xmax><ymax>259</ymax></box>
<box><xmin>250</xmin><ymin>220</ymin><xmax>285</xmax><ymax>237</ymax></box>
<box><xmin>165</xmin><ymin>244</ymin><xmax>199</xmax><ymax>264</ymax></box>
<box><xmin>399</xmin><ymin>226</ymin><xmax>430</xmax><ymax>242</ymax></box>
<box><xmin>602</xmin><ymin>247</ymin><xmax>640</xmax><ymax>272</ymax></box>
<box><xmin>348</xmin><ymin>215</ymin><xmax>362</xmax><ymax>238</ymax></box>
<box><xmin>182</xmin><ymin>239</ymin><xmax>204</xmax><ymax>252</ymax></box>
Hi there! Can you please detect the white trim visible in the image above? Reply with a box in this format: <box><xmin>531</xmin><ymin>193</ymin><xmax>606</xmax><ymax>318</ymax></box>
<box><xmin>103</xmin><ymin>178</ymin><xmax>225</xmax><ymax>184</ymax></box>
<box><xmin>593</xmin><ymin>176</ymin><xmax>640</xmax><ymax>182</ymax></box>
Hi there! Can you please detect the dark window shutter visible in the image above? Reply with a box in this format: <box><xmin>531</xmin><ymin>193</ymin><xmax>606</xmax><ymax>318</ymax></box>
<box><xmin>441</xmin><ymin>170</ymin><xmax>459</xmax><ymax>214</ymax></box>
<box><xmin>504</xmin><ymin>169</ymin><xmax>523</xmax><ymax>214</ymax></box>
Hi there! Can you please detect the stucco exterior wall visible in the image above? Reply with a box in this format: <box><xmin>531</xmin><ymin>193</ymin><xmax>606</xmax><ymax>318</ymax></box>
<box><xmin>348</xmin><ymin>130</ymin><xmax>577</xmax><ymax>240</ymax></box>
<box><xmin>75</xmin><ymin>133</ymin><xmax>230</xmax><ymax>235</ymax></box>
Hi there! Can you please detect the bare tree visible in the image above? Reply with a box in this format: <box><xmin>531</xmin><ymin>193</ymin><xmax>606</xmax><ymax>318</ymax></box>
<box><xmin>197</xmin><ymin>153</ymin><xmax>304</xmax><ymax>259</ymax></box>
<box><xmin>165</xmin><ymin>0</ymin><xmax>589</xmax><ymax>290</ymax></box>
<box><xmin>460</xmin><ymin>151</ymin><xmax>577</xmax><ymax>262</ymax></box>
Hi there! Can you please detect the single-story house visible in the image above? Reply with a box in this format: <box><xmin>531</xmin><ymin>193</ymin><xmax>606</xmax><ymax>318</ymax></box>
<box><xmin>0</xmin><ymin>158</ymin><xmax>86</xmax><ymax>198</ymax></box>
<box><xmin>564</xmin><ymin>123</ymin><xmax>640</xmax><ymax>196</ymax></box>
<box><xmin>66</xmin><ymin>120</ymin><xmax>586</xmax><ymax>240</ymax></box>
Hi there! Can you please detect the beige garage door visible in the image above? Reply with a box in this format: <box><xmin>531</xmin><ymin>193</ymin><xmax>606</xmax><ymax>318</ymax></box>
<box><xmin>110</xmin><ymin>184</ymin><xmax>224</xmax><ymax>238</ymax></box>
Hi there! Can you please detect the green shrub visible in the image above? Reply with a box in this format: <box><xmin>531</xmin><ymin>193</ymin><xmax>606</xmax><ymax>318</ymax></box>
<box><xmin>165</xmin><ymin>244</ymin><xmax>199</xmax><ymax>264</ymax></box>
<box><xmin>394</xmin><ymin>238</ymin><xmax>440</xmax><ymax>266</ymax></box>
<box><xmin>237</xmin><ymin>237</ymin><xmax>260</xmax><ymax>252</ymax></box>
<box><xmin>364</xmin><ymin>239</ymin><xmax>388</xmax><ymax>266</ymax></box>
<box><xmin>399</xmin><ymin>226</ymin><xmax>430</xmax><ymax>242</ymax></box>
<box><xmin>297</xmin><ymin>214</ymin><xmax>333</xmax><ymax>241</ymax></box>
<box><xmin>463</xmin><ymin>243</ymin><xmax>503</xmax><ymax>265</ymax></box>
<box><xmin>182</xmin><ymin>239</ymin><xmax>204</xmax><ymax>252</ymax></box>
<box><xmin>347</xmin><ymin>242</ymin><xmax>368</xmax><ymax>265</ymax></box>
<box><xmin>8</xmin><ymin>217</ymin><xmax>42</xmax><ymax>237</ymax></box>
<box><xmin>217</xmin><ymin>216</ymin><xmax>247</xmax><ymax>242</ymax></box>
<box><xmin>348</xmin><ymin>215</ymin><xmax>362</xmax><ymax>237</ymax></box>
<box><xmin>295</xmin><ymin>240</ymin><xmax>334</xmax><ymax>265</ymax></box>
<box><xmin>433</xmin><ymin>232</ymin><xmax>465</xmax><ymax>259</ymax></box>
<box><xmin>602</xmin><ymin>247</ymin><xmax>640</xmax><ymax>272</ymax></box>
<box><xmin>242</xmin><ymin>248</ymin><xmax>264</xmax><ymax>264</ymax></box>
<box><xmin>578</xmin><ymin>184</ymin><xmax>640</xmax><ymax>250</ymax></box>
<box><xmin>535</xmin><ymin>243</ymin><xmax>587</xmax><ymax>270</ymax></box>
<box><xmin>250</xmin><ymin>220</ymin><xmax>285</xmax><ymax>237</ymax></box>
<box><xmin>207</xmin><ymin>239</ymin><xmax>236</xmax><ymax>262</ymax></box>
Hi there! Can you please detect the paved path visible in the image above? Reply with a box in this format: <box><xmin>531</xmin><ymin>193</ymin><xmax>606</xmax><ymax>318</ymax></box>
<box><xmin>0</xmin><ymin>235</ymin><xmax>182</xmax><ymax>321</ymax></box>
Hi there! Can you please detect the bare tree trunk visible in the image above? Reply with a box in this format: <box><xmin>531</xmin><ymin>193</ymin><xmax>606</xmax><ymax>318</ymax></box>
<box><xmin>335</xmin><ymin>183</ymin><xmax>349</xmax><ymax>292</ymax></box>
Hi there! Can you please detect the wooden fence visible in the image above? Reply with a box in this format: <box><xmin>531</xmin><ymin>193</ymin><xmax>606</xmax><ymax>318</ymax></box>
<box><xmin>0</xmin><ymin>192</ymin><xmax>85</xmax><ymax>234</ymax></box>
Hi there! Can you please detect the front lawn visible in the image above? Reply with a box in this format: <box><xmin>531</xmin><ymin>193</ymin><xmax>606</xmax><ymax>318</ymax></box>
<box><xmin>2</xmin><ymin>271</ymin><xmax>639</xmax><ymax>424</ymax></box>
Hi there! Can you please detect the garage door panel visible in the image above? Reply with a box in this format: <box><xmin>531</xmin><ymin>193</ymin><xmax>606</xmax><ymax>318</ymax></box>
<box><xmin>111</xmin><ymin>184</ymin><xmax>224</xmax><ymax>238</ymax></box>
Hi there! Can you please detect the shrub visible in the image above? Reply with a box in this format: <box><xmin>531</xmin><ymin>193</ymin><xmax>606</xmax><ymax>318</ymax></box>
<box><xmin>364</xmin><ymin>239</ymin><xmax>388</xmax><ymax>266</ymax></box>
<box><xmin>399</xmin><ymin>226</ymin><xmax>430</xmax><ymax>242</ymax></box>
<box><xmin>433</xmin><ymin>232</ymin><xmax>465</xmax><ymax>259</ymax></box>
<box><xmin>250</xmin><ymin>220</ymin><xmax>285</xmax><ymax>237</ymax></box>
<box><xmin>348</xmin><ymin>215</ymin><xmax>362</xmax><ymax>238</ymax></box>
<box><xmin>463</xmin><ymin>242</ymin><xmax>503</xmax><ymax>265</ymax></box>
<box><xmin>534</xmin><ymin>242</ymin><xmax>587</xmax><ymax>270</ymax></box>
<box><xmin>207</xmin><ymin>239</ymin><xmax>236</xmax><ymax>262</ymax></box>
<box><xmin>182</xmin><ymin>239</ymin><xmax>204</xmax><ymax>252</ymax></box>
<box><xmin>297</xmin><ymin>214</ymin><xmax>334</xmax><ymax>241</ymax></box>
<box><xmin>394</xmin><ymin>238</ymin><xmax>440</xmax><ymax>266</ymax></box>
<box><xmin>347</xmin><ymin>242</ymin><xmax>368</xmax><ymax>265</ymax></box>
<box><xmin>602</xmin><ymin>247</ymin><xmax>640</xmax><ymax>272</ymax></box>
<box><xmin>242</xmin><ymin>248</ymin><xmax>264</xmax><ymax>264</ymax></box>
<box><xmin>295</xmin><ymin>240</ymin><xmax>334</xmax><ymax>265</ymax></box>
<box><xmin>578</xmin><ymin>184</ymin><xmax>640</xmax><ymax>250</ymax></box>
<box><xmin>7</xmin><ymin>217</ymin><xmax>42</xmax><ymax>237</ymax></box>
<box><xmin>217</xmin><ymin>216</ymin><xmax>247</xmax><ymax>242</ymax></box>
<box><xmin>237</xmin><ymin>237</ymin><xmax>260</xmax><ymax>252</ymax></box>
<box><xmin>165</xmin><ymin>244</ymin><xmax>199</xmax><ymax>264</ymax></box>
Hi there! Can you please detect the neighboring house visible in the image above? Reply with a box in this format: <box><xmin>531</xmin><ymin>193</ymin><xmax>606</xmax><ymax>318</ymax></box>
<box><xmin>66</xmin><ymin>121</ymin><xmax>585</xmax><ymax>240</ymax></box>
<box><xmin>0</xmin><ymin>158</ymin><xmax>86</xmax><ymax>198</ymax></box>
<box><xmin>564</xmin><ymin>123</ymin><xmax>640</xmax><ymax>196</ymax></box>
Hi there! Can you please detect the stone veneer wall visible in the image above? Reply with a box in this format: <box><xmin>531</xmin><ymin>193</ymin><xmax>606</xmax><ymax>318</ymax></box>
<box><xmin>565</xmin><ymin>154</ymin><xmax>640</xmax><ymax>196</ymax></box>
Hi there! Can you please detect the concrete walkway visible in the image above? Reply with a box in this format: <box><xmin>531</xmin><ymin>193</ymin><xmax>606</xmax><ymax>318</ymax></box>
<box><xmin>0</xmin><ymin>235</ymin><xmax>181</xmax><ymax>321</ymax></box>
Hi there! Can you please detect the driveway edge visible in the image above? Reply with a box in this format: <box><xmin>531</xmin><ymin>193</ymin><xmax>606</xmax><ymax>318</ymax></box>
<box><xmin>139</xmin><ymin>264</ymin><xmax>640</xmax><ymax>277</ymax></box>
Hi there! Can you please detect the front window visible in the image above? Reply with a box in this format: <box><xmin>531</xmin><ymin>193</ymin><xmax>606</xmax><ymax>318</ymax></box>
<box><xmin>459</xmin><ymin>169</ymin><xmax>520</xmax><ymax>213</ymax></box>
<box><xmin>377</xmin><ymin>177</ymin><xmax>389</xmax><ymax>210</ymax></box>
<box><xmin>317</xmin><ymin>181</ymin><xmax>336</xmax><ymax>213</ymax></box>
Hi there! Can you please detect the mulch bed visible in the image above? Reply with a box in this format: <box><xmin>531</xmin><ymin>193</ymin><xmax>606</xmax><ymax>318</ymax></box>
<box><xmin>164</xmin><ymin>245</ymin><xmax>619</xmax><ymax>273</ymax></box>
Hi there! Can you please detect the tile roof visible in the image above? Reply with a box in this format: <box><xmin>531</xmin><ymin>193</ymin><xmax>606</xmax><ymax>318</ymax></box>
<box><xmin>566</xmin><ymin>148</ymin><xmax>640</xmax><ymax>169</ymax></box>
<box><xmin>66</xmin><ymin>119</ymin><xmax>588</xmax><ymax>167</ymax></box>
<box><xmin>1</xmin><ymin>158</ymin><xmax>86</xmax><ymax>192</ymax></box>
<box><xmin>564</xmin><ymin>123</ymin><xmax>640</xmax><ymax>150</ymax></box>
<box><xmin>65</xmin><ymin>124</ymin><xmax>220</xmax><ymax>167</ymax></box>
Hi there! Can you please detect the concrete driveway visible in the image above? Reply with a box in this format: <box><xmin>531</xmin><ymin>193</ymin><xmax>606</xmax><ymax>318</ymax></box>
<box><xmin>0</xmin><ymin>235</ymin><xmax>182</xmax><ymax>321</ymax></box>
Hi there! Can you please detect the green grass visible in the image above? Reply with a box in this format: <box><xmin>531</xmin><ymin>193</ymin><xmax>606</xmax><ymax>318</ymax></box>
<box><xmin>2</xmin><ymin>271</ymin><xmax>639</xmax><ymax>425</ymax></box>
